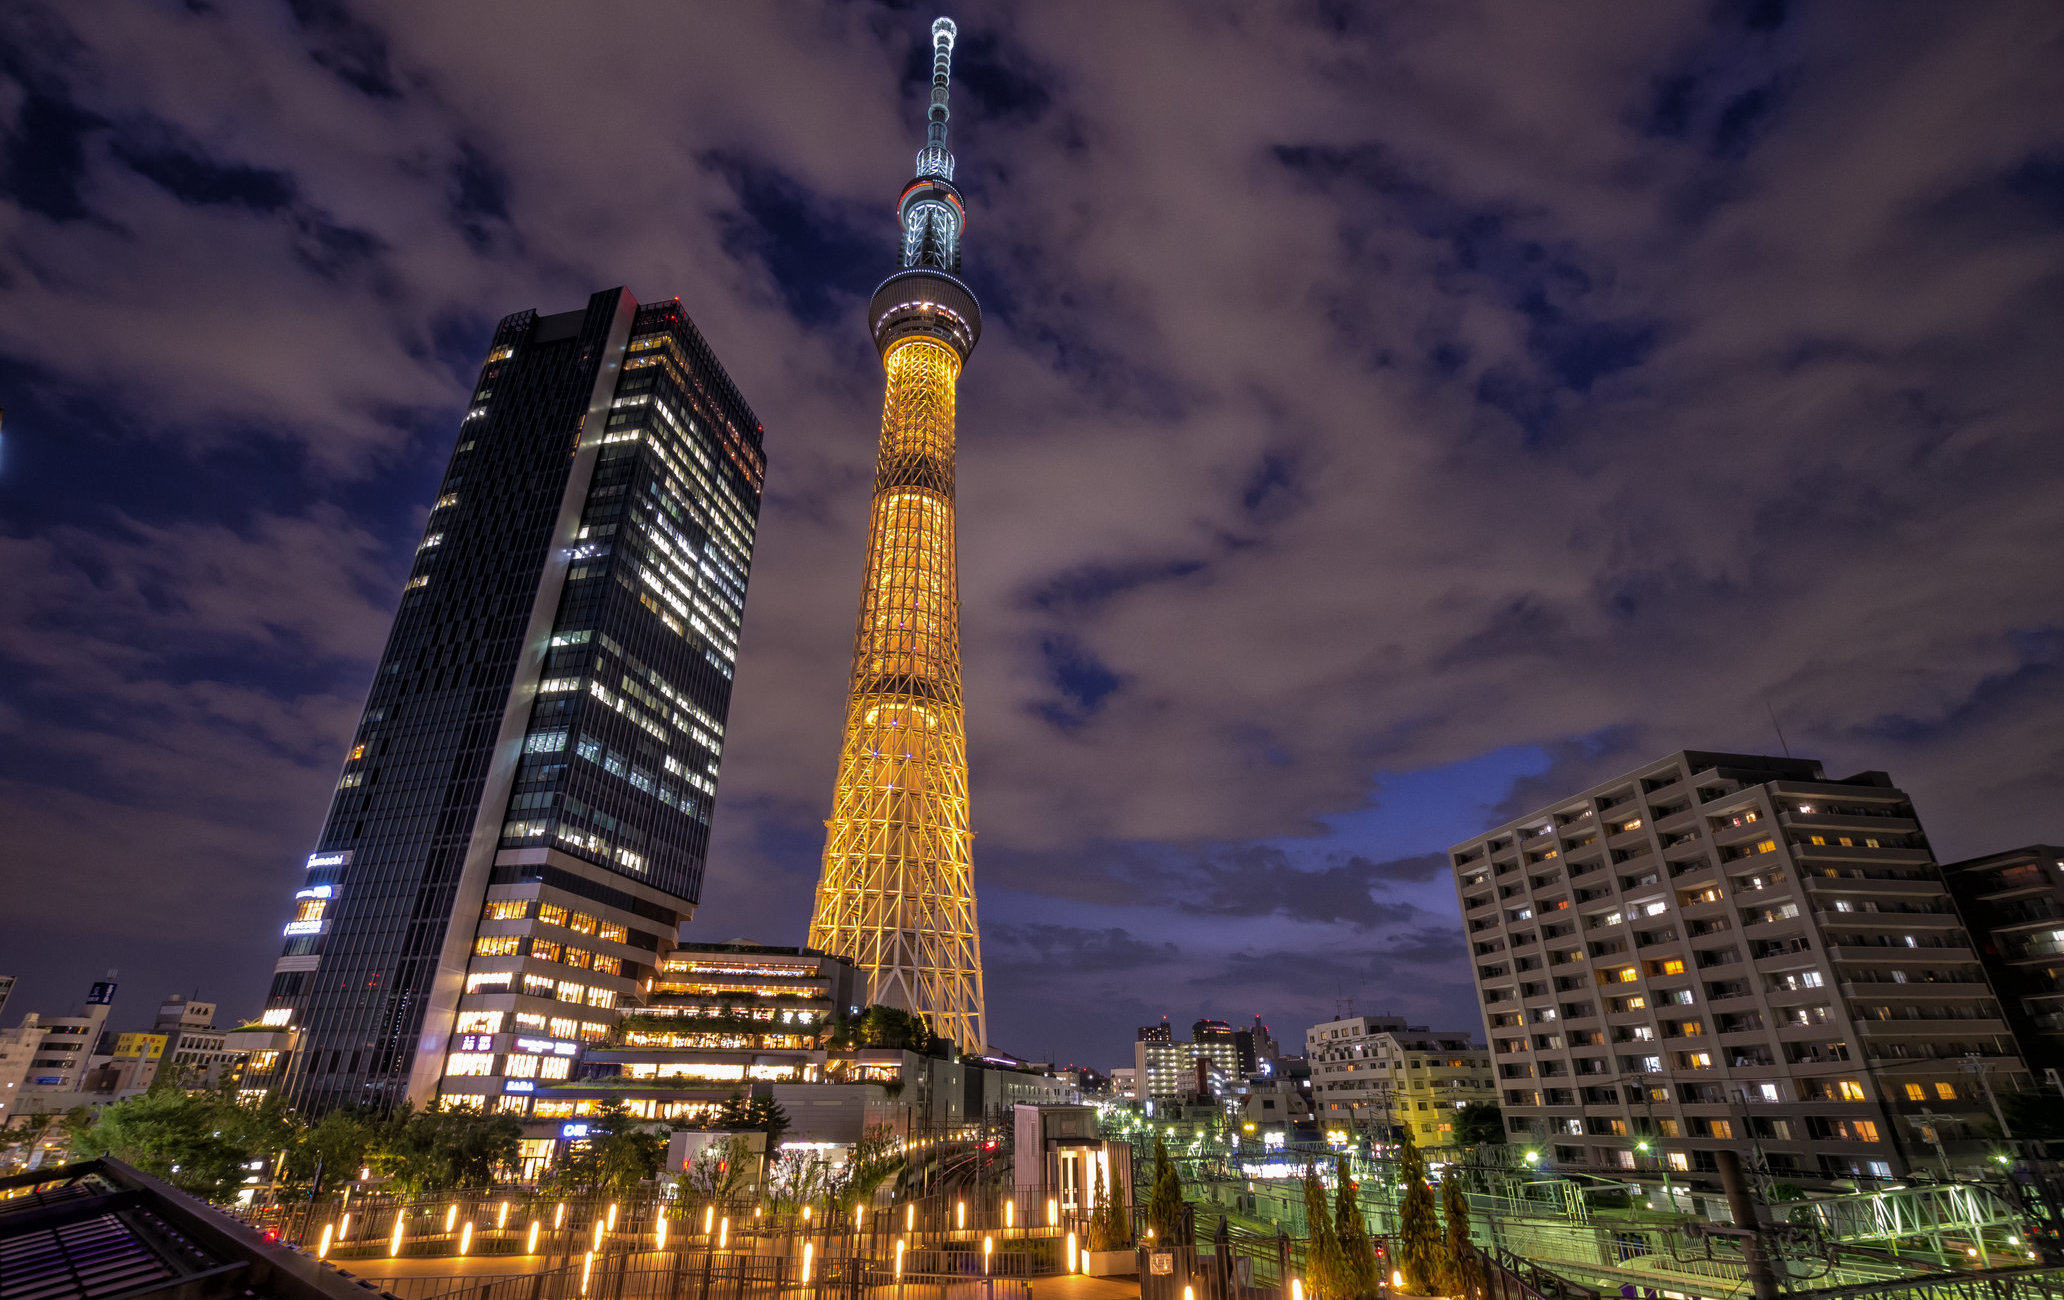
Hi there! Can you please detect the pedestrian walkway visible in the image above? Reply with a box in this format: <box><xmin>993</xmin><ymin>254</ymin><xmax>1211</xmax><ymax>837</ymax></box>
<box><xmin>1027</xmin><ymin>1275</ymin><xmax>1141</xmax><ymax>1300</ymax></box>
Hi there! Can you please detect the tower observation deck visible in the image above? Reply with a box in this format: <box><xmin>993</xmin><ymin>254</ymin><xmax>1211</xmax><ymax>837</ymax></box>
<box><xmin>807</xmin><ymin>17</ymin><xmax>988</xmax><ymax>1053</ymax></box>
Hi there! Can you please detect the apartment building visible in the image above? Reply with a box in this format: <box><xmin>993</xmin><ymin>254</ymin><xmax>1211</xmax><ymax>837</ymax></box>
<box><xmin>1451</xmin><ymin>750</ymin><xmax>2025</xmax><ymax>1187</ymax></box>
<box><xmin>1306</xmin><ymin>1016</ymin><xmax>1494</xmax><ymax>1149</ymax></box>
<box><xmin>1940</xmin><ymin>845</ymin><xmax>2064</xmax><ymax>1081</ymax></box>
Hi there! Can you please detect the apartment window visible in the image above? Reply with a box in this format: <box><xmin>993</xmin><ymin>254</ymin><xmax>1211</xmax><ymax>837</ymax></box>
<box><xmin>531</xmin><ymin>939</ymin><xmax>562</xmax><ymax>962</ymax></box>
<box><xmin>540</xmin><ymin>1056</ymin><xmax>572</xmax><ymax>1081</ymax></box>
<box><xmin>475</xmin><ymin>935</ymin><xmax>521</xmax><ymax>957</ymax></box>
<box><xmin>456</xmin><ymin>1011</ymin><xmax>504</xmax><ymax>1034</ymax></box>
<box><xmin>1934</xmin><ymin>1082</ymin><xmax>1957</xmax><ymax>1101</ymax></box>
<box><xmin>445</xmin><ymin>1052</ymin><xmax>495</xmax><ymax>1077</ymax></box>
<box><xmin>484</xmin><ymin>899</ymin><xmax>529</xmax><ymax>921</ymax></box>
<box><xmin>1905</xmin><ymin>1084</ymin><xmax>1926</xmax><ymax>1101</ymax></box>
<box><xmin>540</xmin><ymin>903</ymin><xmax>569</xmax><ymax>927</ymax></box>
<box><xmin>556</xmin><ymin>980</ymin><xmax>584</xmax><ymax>1003</ymax></box>
<box><xmin>504</xmin><ymin>1054</ymin><xmax>541</xmax><ymax>1079</ymax></box>
<box><xmin>1838</xmin><ymin>1080</ymin><xmax>1867</xmax><ymax>1102</ymax></box>
<box><xmin>599</xmin><ymin>921</ymin><xmax>628</xmax><ymax>944</ymax></box>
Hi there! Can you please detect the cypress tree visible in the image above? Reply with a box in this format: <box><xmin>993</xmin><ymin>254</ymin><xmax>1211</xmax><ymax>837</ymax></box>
<box><xmin>1440</xmin><ymin>1174</ymin><xmax>1481</xmax><ymax>1300</ymax></box>
<box><xmin>1301</xmin><ymin>1164</ymin><xmax>1343</xmax><ymax>1298</ymax></box>
<box><xmin>1395</xmin><ymin>1126</ymin><xmax>1440</xmax><ymax>1294</ymax></box>
<box><xmin>1334</xmin><ymin>1155</ymin><xmax>1380</xmax><ymax>1300</ymax></box>
<box><xmin>1148</xmin><ymin>1135</ymin><xmax>1186</xmax><ymax>1241</ymax></box>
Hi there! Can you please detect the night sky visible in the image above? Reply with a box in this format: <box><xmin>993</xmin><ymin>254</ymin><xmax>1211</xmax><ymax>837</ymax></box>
<box><xmin>3</xmin><ymin>3</ymin><xmax>2062</xmax><ymax>1071</ymax></box>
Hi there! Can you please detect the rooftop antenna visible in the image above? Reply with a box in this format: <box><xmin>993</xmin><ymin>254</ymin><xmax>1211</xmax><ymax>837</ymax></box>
<box><xmin>1765</xmin><ymin>699</ymin><xmax>1791</xmax><ymax>758</ymax></box>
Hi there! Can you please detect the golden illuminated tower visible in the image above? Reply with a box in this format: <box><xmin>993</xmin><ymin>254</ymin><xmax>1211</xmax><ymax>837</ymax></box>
<box><xmin>808</xmin><ymin>16</ymin><xmax>987</xmax><ymax>1053</ymax></box>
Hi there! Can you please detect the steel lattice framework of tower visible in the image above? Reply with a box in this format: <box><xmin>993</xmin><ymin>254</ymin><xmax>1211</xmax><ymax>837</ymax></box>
<box><xmin>808</xmin><ymin>16</ymin><xmax>988</xmax><ymax>1054</ymax></box>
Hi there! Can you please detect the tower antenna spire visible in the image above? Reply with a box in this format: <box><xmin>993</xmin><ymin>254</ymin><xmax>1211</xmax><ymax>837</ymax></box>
<box><xmin>917</xmin><ymin>18</ymin><xmax>958</xmax><ymax>181</ymax></box>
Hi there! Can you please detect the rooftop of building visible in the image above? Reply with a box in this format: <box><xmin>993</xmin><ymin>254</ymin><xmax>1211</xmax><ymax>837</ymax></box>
<box><xmin>1448</xmin><ymin>748</ymin><xmax>1912</xmax><ymax>850</ymax></box>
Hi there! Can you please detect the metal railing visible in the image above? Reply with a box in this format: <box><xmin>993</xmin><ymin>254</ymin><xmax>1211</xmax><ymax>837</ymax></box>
<box><xmin>343</xmin><ymin>1252</ymin><xmax>1034</xmax><ymax>1300</ymax></box>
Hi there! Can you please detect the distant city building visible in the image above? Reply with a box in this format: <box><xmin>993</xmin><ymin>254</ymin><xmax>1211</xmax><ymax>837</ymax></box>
<box><xmin>0</xmin><ymin>1015</ymin><xmax>48</xmax><ymax>1126</ymax></box>
<box><xmin>1306</xmin><ymin>1016</ymin><xmax>1492</xmax><ymax>1148</ymax></box>
<box><xmin>0</xmin><ymin>976</ymin><xmax>13</xmax><ymax>1022</ymax></box>
<box><xmin>1110</xmin><ymin>1067</ymin><xmax>1138</xmax><ymax>1100</ymax></box>
<box><xmin>1452</xmin><ymin>750</ymin><xmax>2027</xmax><ymax>1186</ymax></box>
<box><xmin>243</xmin><ymin>290</ymin><xmax>766</xmax><ymax>1115</ymax></box>
<box><xmin>22</xmin><ymin>975</ymin><xmax>118</xmax><ymax>1096</ymax></box>
<box><xmin>1137</xmin><ymin>1021</ymin><xmax>1173</xmax><ymax>1044</ymax></box>
<box><xmin>1135</xmin><ymin>1026</ymin><xmax>1241</xmax><ymax>1103</ymax></box>
<box><xmin>152</xmin><ymin>998</ymin><xmax>239</xmax><ymax>1088</ymax></box>
<box><xmin>1940</xmin><ymin>845</ymin><xmax>2064</xmax><ymax>1081</ymax></box>
<box><xmin>82</xmin><ymin>1033</ymin><xmax>168</xmax><ymax>1095</ymax></box>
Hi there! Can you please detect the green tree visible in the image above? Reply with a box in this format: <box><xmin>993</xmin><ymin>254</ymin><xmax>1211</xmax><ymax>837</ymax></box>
<box><xmin>281</xmin><ymin>1108</ymin><xmax>378</xmax><ymax>1192</ymax></box>
<box><xmin>65</xmin><ymin>1088</ymin><xmax>292</xmax><ymax>1202</ymax></box>
<box><xmin>678</xmin><ymin>1134</ymin><xmax>759</xmax><ymax>1206</ymax></box>
<box><xmin>1300</xmin><ymin>1165</ymin><xmax>1343</xmax><ymax>1297</ymax></box>
<box><xmin>829</xmin><ymin>1006</ymin><xmax>946</xmax><ymax>1056</ymax></box>
<box><xmin>1394</xmin><ymin>1126</ymin><xmax>1440</xmax><ymax>1295</ymax></box>
<box><xmin>1334</xmin><ymin>1156</ymin><xmax>1380</xmax><ymax>1300</ymax></box>
<box><xmin>711</xmin><ymin>1091</ymin><xmax>790</xmax><ymax>1147</ymax></box>
<box><xmin>1454</xmin><ymin>1103</ymin><xmax>1506</xmax><ymax>1148</ymax></box>
<box><xmin>548</xmin><ymin>1101</ymin><xmax>665</xmax><ymax>1196</ymax></box>
<box><xmin>829</xmin><ymin>1123</ymin><xmax>906</xmax><ymax>1212</ymax></box>
<box><xmin>1088</xmin><ymin>1160</ymin><xmax>1130</xmax><ymax>1251</ymax></box>
<box><xmin>1147</xmin><ymin>1135</ymin><xmax>1185</xmax><ymax>1241</ymax></box>
<box><xmin>370</xmin><ymin>1103</ymin><xmax>520</xmax><ymax>1196</ymax></box>
<box><xmin>1440</xmin><ymin>1174</ymin><xmax>1482</xmax><ymax>1300</ymax></box>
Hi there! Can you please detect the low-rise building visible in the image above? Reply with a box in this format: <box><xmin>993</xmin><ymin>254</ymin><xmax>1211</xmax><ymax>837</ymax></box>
<box><xmin>1306</xmin><ymin>1016</ymin><xmax>1492</xmax><ymax>1149</ymax></box>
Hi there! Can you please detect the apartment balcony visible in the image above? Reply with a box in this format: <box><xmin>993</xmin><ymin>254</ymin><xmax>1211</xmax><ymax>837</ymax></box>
<box><xmin>1779</xmin><ymin>807</ymin><xmax>1921</xmax><ymax>835</ymax></box>
<box><xmin>1653</xmin><ymin>795</ymin><xmax>1700</xmax><ymax>826</ymax></box>
<box><xmin>1854</xmin><ymin>1016</ymin><xmax>2010</xmax><ymax>1039</ymax></box>
<box><xmin>1795</xmin><ymin>843</ymin><xmax>1938</xmax><ymax>868</ymax></box>
<box><xmin>1710</xmin><ymin>818</ymin><xmax>1778</xmax><ymax>849</ymax></box>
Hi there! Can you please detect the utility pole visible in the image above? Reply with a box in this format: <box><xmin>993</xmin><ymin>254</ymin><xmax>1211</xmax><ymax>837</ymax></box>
<box><xmin>1965</xmin><ymin>1057</ymin><xmax>2013</xmax><ymax>1140</ymax></box>
<box><xmin>1716</xmin><ymin>1149</ymin><xmax>1782</xmax><ymax>1300</ymax></box>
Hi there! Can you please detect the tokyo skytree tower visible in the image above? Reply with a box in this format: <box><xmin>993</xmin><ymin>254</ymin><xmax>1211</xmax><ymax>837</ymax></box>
<box><xmin>807</xmin><ymin>17</ymin><xmax>988</xmax><ymax>1053</ymax></box>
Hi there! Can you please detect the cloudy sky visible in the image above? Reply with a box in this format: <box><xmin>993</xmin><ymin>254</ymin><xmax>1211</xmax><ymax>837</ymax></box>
<box><xmin>2</xmin><ymin>1</ymin><xmax>2061</xmax><ymax>1069</ymax></box>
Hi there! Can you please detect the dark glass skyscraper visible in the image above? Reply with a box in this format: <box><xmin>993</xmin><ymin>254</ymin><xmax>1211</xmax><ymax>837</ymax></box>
<box><xmin>244</xmin><ymin>289</ymin><xmax>765</xmax><ymax>1116</ymax></box>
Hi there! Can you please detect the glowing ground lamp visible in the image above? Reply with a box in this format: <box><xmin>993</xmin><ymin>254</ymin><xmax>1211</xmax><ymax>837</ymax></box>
<box><xmin>444</xmin><ymin>1204</ymin><xmax>458</xmax><ymax>1234</ymax></box>
<box><xmin>458</xmin><ymin>1222</ymin><xmax>473</xmax><ymax>1256</ymax></box>
<box><xmin>317</xmin><ymin>1224</ymin><xmax>333</xmax><ymax>1260</ymax></box>
<box><xmin>592</xmin><ymin>1219</ymin><xmax>605</xmax><ymax>1251</ymax></box>
<box><xmin>389</xmin><ymin>1215</ymin><xmax>405</xmax><ymax>1258</ymax></box>
<box><xmin>498</xmin><ymin>1201</ymin><xmax>510</xmax><ymax>1230</ymax></box>
<box><xmin>802</xmin><ymin>1242</ymin><xmax>815</xmax><ymax>1284</ymax></box>
<box><xmin>581</xmin><ymin>1251</ymin><xmax>594</xmax><ymax>1296</ymax></box>
<box><xmin>1004</xmin><ymin>1200</ymin><xmax>1013</xmax><ymax>1230</ymax></box>
<box><xmin>1046</xmin><ymin>1199</ymin><xmax>1057</xmax><ymax>1228</ymax></box>
<box><xmin>955</xmin><ymin>1201</ymin><xmax>965</xmax><ymax>1231</ymax></box>
<box><xmin>338</xmin><ymin>1213</ymin><xmax>352</xmax><ymax>1241</ymax></box>
<box><xmin>555</xmin><ymin>1203</ymin><xmax>567</xmax><ymax>1229</ymax></box>
<box><xmin>1065</xmin><ymin>1230</ymin><xmax>1076</xmax><ymax>1272</ymax></box>
<box><xmin>1292</xmin><ymin>1280</ymin><xmax>1304</xmax><ymax>1300</ymax></box>
<box><xmin>606</xmin><ymin>1202</ymin><xmax>618</xmax><ymax>1231</ymax></box>
<box><xmin>895</xmin><ymin>1238</ymin><xmax>906</xmax><ymax>1279</ymax></box>
<box><xmin>656</xmin><ymin>1214</ymin><xmax>668</xmax><ymax>1250</ymax></box>
<box><xmin>983</xmin><ymin>1235</ymin><xmax>993</xmax><ymax>1273</ymax></box>
<box><xmin>528</xmin><ymin>1220</ymin><xmax>541</xmax><ymax>1254</ymax></box>
<box><xmin>718</xmin><ymin>1216</ymin><xmax>730</xmax><ymax>1249</ymax></box>
<box><xmin>905</xmin><ymin>1205</ymin><xmax>915</xmax><ymax>1232</ymax></box>
<box><xmin>704</xmin><ymin>1206</ymin><xmax>715</xmax><ymax>1236</ymax></box>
